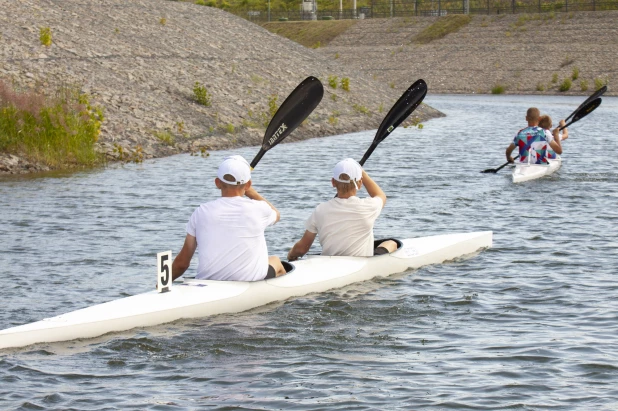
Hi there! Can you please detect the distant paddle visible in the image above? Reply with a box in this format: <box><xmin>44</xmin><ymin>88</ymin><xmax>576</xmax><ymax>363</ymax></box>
<box><xmin>250</xmin><ymin>76</ymin><xmax>324</xmax><ymax>169</ymax></box>
<box><xmin>481</xmin><ymin>93</ymin><xmax>603</xmax><ymax>174</ymax></box>
<box><xmin>359</xmin><ymin>79</ymin><xmax>427</xmax><ymax>166</ymax></box>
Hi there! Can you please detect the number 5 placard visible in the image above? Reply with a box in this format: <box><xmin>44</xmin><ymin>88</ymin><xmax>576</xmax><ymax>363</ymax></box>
<box><xmin>157</xmin><ymin>250</ymin><xmax>173</xmax><ymax>293</ymax></box>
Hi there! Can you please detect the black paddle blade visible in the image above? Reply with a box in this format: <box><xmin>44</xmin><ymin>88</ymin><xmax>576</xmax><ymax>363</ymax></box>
<box><xmin>566</xmin><ymin>85</ymin><xmax>607</xmax><ymax>121</ymax></box>
<box><xmin>562</xmin><ymin>97</ymin><xmax>602</xmax><ymax>129</ymax></box>
<box><xmin>359</xmin><ymin>79</ymin><xmax>428</xmax><ymax>166</ymax></box>
<box><xmin>250</xmin><ymin>76</ymin><xmax>324</xmax><ymax>169</ymax></box>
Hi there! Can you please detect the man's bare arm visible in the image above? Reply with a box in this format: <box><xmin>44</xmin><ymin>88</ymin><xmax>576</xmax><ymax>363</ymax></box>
<box><xmin>288</xmin><ymin>231</ymin><xmax>317</xmax><ymax>261</ymax></box>
<box><xmin>506</xmin><ymin>143</ymin><xmax>517</xmax><ymax>163</ymax></box>
<box><xmin>172</xmin><ymin>234</ymin><xmax>197</xmax><ymax>281</ymax></box>
<box><xmin>245</xmin><ymin>186</ymin><xmax>280</xmax><ymax>223</ymax></box>
<box><xmin>361</xmin><ymin>170</ymin><xmax>387</xmax><ymax>208</ymax></box>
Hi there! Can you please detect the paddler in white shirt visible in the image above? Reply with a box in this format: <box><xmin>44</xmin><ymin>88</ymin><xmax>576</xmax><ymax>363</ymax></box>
<box><xmin>287</xmin><ymin>158</ymin><xmax>397</xmax><ymax>261</ymax></box>
<box><xmin>171</xmin><ymin>155</ymin><xmax>286</xmax><ymax>281</ymax></box>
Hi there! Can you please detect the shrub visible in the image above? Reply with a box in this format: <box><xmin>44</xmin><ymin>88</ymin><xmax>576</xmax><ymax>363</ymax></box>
<box><xmin>0</xmin><ymin>81</ymin><xmax>104</xmax><ymax>169</ymax></box>
<box><xmin>580</xmin><ymin>80</ymin><xmax>589</xmax><ymax>91</ymax></box>
<box><xmin>352</xmin><ymin>104</ymin><xmax>370</xmax><ymax>115</ymax></box>
<box><xmin>594</xmin><ymin>77</ymin><xmax>608</xmax><ymax>90</ymax></box>
<box><xmin>39</xmin><ymin>27</ymin><xmax>52</xmax><ymax>47</ymax></box>
<box><xmin>536</xmin><ymin>83</ymin><xmax>545</xmax><ymax>92</ymax></box>
<box><xmin>413</xmin><ymin>15</ymin><xmax>472</xmax><ymax>44</ymax></box>
<box><xmin>310</xmin><ymin>41</ymin><xmax>321</xmax><ymax>49</ymax></box>
<box><xmin>491</xmin><ymin>84</ymin><xmax>506</xmax><ymax>94</ymax></box>
<box><xmin>551</xmin><ymin>73</ymin><xmax>558</xmax><ymax>83</ymax></box>
<box><xmin>159</xmin><ymin>17</ymin><xmax>167</xmax><ymax>26</ymax></box>
<box><xmin>195</xmin><ymin>0</ymin><xmax>206</xmax><ymax>4</ymax></box>
<box><xmin>193</xmin><ymin>82</ymin><xmax>211</xmax><ymax>106</ymax></box>
<box><xmin>154</xmin><ymin>130</ymin><xmax>175</xmax><ymax>145</ymax></box>
<box><xmin>340</xmin><ymin>77</ymin><xmax>350</xmax><ymax>91</ymax></box>
<box><xmin>328</xmin><ymin>75</ymin><xmax>338</xmax><ymax>89</ymax></box>
<box><xmin>268</xmin><ymin>94</ymin><xmax>278</xmax><ymax>118</ymax></box>
<box><xmin>571</xmin><ymin>67</ymin><xmax>579</xmax><ymax>80</ymax></box>
<box><xmin>559</xmin><ymin>78</ymin><xmax>572</xmax><ymax>92</ymax></box>
<box><xmin>334</xmin><ymin>52</ymin><xmax>339</xmax><ymax>59</ymax></box>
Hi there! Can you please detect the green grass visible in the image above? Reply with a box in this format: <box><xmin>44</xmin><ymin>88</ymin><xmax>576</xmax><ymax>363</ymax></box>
<box><xmin>594</xmin><ymin>77</ymin><xmax>608</xmax><ymax>90</ymax></box>
<box><xmin>193</xmin><ymin>82</ymin><xmax>211</xmax><ymax>106</ymax></box>
<box><xmin>580</xmin><ymin>79</ymin><xmax>589</xmax><ymax>91</ymax></box>
<box><xmin>39</xmin><ymin>27</ymin><xmax>52</xmax><ymax>47</ymax></box>
<box><xmin>491</xmin><ymin>84</ymin><xmax>506</xmax><ymax>94</ymax></box>
<box><xmin>328</xmin><ymin>75</ymin><xmax>338</xmax><ymax>89</ymax></box>
<box><xmin>352</xmin><ymin>103</ymin><xmax>370</xmax><ymax>115</ymax></box>
<box><xmin>340</xmin><ymin>77</ymin><xmax>350</xmax><ymax>91</ymax></box>
<box><xmin>261</xmin><ymin>20</ymin><xmax>357</xmax><ymax>48</ymax></box>
<box><xmin>0</xmin><ymin>81</ymin><xmax>104</xmax><ymax>169</ymax></box>
<box><xmin>154</xmin><ymin>130</ymin><xmax>175</xmax><ymax>145</ymax></box>
<box><xmin>413</xmin><ymin>15</ymin><xmax>472</xmax><ymax>45</ymax></box>
<box><xmin>559</xmin><ymin>78</ymin><xmax>572</xmax><ymax>92</ymax></box>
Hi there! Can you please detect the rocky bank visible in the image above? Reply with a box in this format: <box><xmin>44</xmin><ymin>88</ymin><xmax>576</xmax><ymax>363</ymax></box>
<box><xmin>322</xmin><ymin>12</ymin><xmax>617</xmax><ymax>95</ymax></box>
<box><xmin>0</xmin><ymin>0</ymin><xmax>442</xmax><ymax>174</ymax></box>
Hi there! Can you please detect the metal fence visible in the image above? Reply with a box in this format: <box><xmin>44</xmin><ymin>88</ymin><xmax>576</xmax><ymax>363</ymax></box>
<box><xmin>232</xmin><ymin>0</ymin><xmax>618</xmax><ymax>21</ymax></box>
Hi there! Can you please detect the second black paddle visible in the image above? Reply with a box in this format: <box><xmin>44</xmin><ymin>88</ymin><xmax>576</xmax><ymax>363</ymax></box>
<box><xmin>359</xmin><ymin>79</ymin><xmax>427</xmax><ymax>166</ymax></box>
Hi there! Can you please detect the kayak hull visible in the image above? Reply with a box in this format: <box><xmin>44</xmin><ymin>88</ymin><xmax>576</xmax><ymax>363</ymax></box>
<box><xmin>0</xmin><ymin>231</ymin><xmax>492</xmax><ymax>350</ymax></box>
<box><xmin>512</xmin><ymin>158</ymin><xmax>562</xmax><ymax>183</ymax></box>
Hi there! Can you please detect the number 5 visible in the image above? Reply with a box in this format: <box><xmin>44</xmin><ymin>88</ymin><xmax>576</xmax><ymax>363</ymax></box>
<box><xmin>157</xmin><ymin>250</ymin><xmax>173</xmax><ymax>293</ymax></box>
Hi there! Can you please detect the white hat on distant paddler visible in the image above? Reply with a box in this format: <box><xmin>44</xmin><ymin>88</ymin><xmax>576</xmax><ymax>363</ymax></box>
<box><xmin>332</xmin><ymin>158</ymin><xmax>362</xmax><ymax>183</ymax></box>
<box><xmin>217</xmin><ymin>155</ymin><xmax>251</xmax><ymax>185</ymax></box>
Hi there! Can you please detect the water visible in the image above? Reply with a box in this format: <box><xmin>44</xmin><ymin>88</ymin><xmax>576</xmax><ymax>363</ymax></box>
<box><xmin>1</xmin><ymin>94</ymin><xmax>617</xmax><ymax>410</ymax></box>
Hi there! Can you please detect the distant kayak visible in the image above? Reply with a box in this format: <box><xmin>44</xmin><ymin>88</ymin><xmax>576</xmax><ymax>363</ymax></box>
<box><xmin>0</xmin><ymin>231</ymin><xmax>492</xmax><ymax>350</ymax></box>
<box><xmin>512</xmin><ymin>158</ymin><xmax>562</xmax><ymax>183</ymax></box>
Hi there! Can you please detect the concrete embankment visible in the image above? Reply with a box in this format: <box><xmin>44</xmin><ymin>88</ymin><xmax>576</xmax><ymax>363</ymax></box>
<box><xmin>0</xmin><ymin>0</ymin><xmax>442</xmax><ymax>174</ymax></box>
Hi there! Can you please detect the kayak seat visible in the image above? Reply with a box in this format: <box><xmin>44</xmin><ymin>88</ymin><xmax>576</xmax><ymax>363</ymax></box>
<box><xmin>373</xmin><ymin>238</ymin><xmax>403</xmax><ymax>255</ymax></box>
<box><xmin>281</xmin><ymin>260</ymin><xmax>295</xmax><ymax>274</ymax></box>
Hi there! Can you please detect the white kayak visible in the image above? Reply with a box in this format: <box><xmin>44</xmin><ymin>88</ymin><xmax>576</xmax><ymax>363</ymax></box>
<box><xmin>512</xmin><ymin>157</ymin><xmax>562</xmax><ymax>183</ymax></box>
<box><xmin>0</xmin><ymin>231</ymin><xmax>492</xmax><ymax>350</ymax></box>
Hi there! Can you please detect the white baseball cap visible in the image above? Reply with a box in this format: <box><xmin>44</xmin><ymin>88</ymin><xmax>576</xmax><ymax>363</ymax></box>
<box><xmin>332</xmin><ymin>158</ymin><xmax>362</xmax><ymax>183</ymax></box>
<box><xmin>217</xmin><ymin>155</ymin><xmax>251</xmax><ymax>185</ymax></box>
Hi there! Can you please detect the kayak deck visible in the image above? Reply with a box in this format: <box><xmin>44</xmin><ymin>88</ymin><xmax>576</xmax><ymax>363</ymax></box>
<box><xmin>0</xmin><ymin>231</ymin><xmax>492</xmax><ymax>350</ymax></box>
<box><xmin>512</xmin><ymin>158</ymin><xmax>562</xmax><ymax>183</ymax></box>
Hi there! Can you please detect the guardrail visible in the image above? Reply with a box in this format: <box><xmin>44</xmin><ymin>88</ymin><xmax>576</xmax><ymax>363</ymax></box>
<box><xmin>228</xmin><ymin>0</ymin><xmax>618</xmax><ymax>21</ymax></box>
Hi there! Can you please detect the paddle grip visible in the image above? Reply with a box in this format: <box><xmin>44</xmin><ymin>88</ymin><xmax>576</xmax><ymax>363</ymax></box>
<box><xmin>250</xmin><ymin>149</ymin><xmax>266</xmax><ymax>169</ymax></box>
<box><xmin>359</xmin><ymin>144</ymin><xmax>377</xmax><ymax>167</ymax></box>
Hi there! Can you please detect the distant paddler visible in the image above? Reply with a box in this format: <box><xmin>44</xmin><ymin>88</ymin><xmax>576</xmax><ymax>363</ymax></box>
<box><xmin>538</xmin><ymin>114</ymin><xmax>568</xmax><ymax>160</ymax></box>
<box><xmin>506</xmin><ymin>107</ymin><xmax>562</xmax><ymax>165</ymax></box>
<box><xmin>172</xmin><ymin>155</ymin><xmax>286</xmax><ymax>282</ymax></box>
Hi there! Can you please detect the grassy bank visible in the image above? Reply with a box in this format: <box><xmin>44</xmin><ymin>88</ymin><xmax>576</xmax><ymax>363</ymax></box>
<box><xmin>0</xmin><ymin>81</ymin><xmax>105</xmax><ymax>169</ymax></box>
<box><xmin>261</xmin><ymin>20</ymin><xmax>357</xmax><ymax>48</ymax></box>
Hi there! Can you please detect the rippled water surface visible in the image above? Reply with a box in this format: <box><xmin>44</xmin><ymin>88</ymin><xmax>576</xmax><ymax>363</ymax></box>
<box><xmin>1</xmin><ymin>94</ymin><xmax>617</xmax><ymax>410</ymax></box>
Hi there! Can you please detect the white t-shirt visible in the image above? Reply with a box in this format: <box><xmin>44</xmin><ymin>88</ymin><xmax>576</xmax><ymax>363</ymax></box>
<box><xmin>186</xmin><ymin>197</ymin><xmax>277</xmax><ymax>281</ymax></box>
<box><xmin>305</xmin><ymin>196</ymin><xmax>383</xmax><ymax>257</ymax></box>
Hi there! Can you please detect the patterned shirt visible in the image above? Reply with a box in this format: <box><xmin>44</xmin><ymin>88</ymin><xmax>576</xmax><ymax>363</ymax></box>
<box><xmin>513</xmin><ymin>126</ymin><xmax>549</xmax><ymax>164</ymax></box>
<box><xmin>543</xmin><ymin>129</ymin><xmax>560</xmax><ymax>160</ymax></box>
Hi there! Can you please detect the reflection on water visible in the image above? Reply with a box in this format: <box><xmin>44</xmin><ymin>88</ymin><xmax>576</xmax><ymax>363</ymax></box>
<box><xmin>1</xmin><ymin>95</ymin><xmax>617</xmax><ymax>410</ymax></box>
